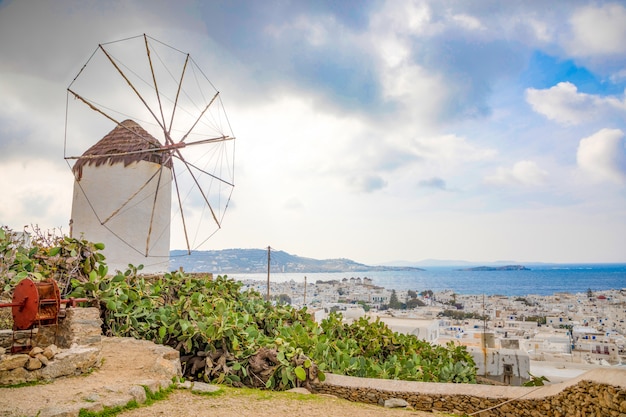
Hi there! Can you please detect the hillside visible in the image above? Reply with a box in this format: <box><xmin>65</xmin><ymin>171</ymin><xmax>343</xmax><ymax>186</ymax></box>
<box><xmin>169</xmin><ymin>248</ymin><xmax>424</xmax><ymax>274</ymax></box>
<box><xmin>459</xmin><ymin>265</ymin><xmax>531</xmax><ymax>271</ymax></box>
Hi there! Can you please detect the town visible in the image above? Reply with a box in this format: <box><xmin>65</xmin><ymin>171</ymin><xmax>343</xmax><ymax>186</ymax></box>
<box><xmin>241</xmin><ymin>276</ymin><xmax>626</xmax><ymax>386</ymax></box>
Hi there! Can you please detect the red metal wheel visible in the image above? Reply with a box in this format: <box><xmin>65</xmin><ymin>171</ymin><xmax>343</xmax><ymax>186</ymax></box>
<box><xmin>12</xmin><ymin>278</ymin><xmax>39</xmax><ymax>330</ymax></box>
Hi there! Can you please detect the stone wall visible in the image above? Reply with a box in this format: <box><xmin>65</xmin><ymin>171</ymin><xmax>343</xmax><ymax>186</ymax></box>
<box><xmin>311</xmin><ymin>368</ymin><xmax>626</xmax><ymax>416</ymax></box>
<box><xmin>36</xmin><ymin>307</ymin><xmax>102</xmax><ymax>348</ymax></box>
<box><xmin>0</xmin><ymin>307</ymin><xmax>103</xmax><ymax>386</ymax></box>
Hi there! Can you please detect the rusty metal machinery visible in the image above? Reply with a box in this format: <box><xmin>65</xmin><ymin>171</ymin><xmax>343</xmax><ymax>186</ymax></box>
<box><xmin>0</xmin><ymin>278</ymin><xmax>88</xmax><ymax>352</ymax></box>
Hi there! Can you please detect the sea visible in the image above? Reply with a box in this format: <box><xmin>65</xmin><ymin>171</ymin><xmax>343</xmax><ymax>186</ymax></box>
<box><xmin>230</xmin><ymin>264</ymin><xmax>626</xmax><ymax>297</ymax></box>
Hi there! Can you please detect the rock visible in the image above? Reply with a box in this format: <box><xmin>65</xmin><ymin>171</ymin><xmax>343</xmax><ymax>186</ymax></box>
<box><xmin>151</xmin><ymin>355</ymin><xmax>182</xmax><ymax>378</ymax></box>
<box><xmin>43</xmin><ymin>344</ymin><xmax>59</xmax><ymax>360</ymax></box>
<box><xmin>137</xmin><ymin>379</ymin><xmax>164</xmax><ymax>394</ymax></box>
<box><xmin>102</xmin><ymin>394</ymin><xmax>134</xmax><ymax>409</ymax></box>
<box><xmin>177</xmin><ymin>380</ymin><xmax>193</xmax><ymax>389</ymax></box>
<box><xmin>154</xmin><ymin>345</ymin><xmax>179</xmax><ymax>361</ymax></box>
<box><xmin>384</xmin><ymin>398</ymin><xmax>410</xmax><ymax>408</ymax></box>
<box><xmin>129</xmin><ymin>385</ymin><xmax>147</xmax><ymax>403</ymax></box>
<box><xmin>29</xmin><ymin>346</ymin><xmax>44</xmax><ymax>357</ymax></box>
<box><xmin>0</xmin><ymin>354</ymin><xmax>29</xmax><ymax>371</ymax></box>
<box><xmin>37</xmin><ymin>405</ymin><xmax>77</xmax><ymax>417</ymax></box>
<box><xmin>25</xmin><ymin>357</ymin><xmax>43</xmax><ymax>370</ymax></box>
<box><xmin>84</xmin><ymin>393</ymin><xmax>101</xmax><ymax>402</ymax></box>
<box><xmin>287</xmin><ymin>387</ymin><xmax>311</xmax><ymax>394</ymax></box>
<box><xmin>38</xmin><ymin>345</ymin><xmax>101</xmax><ymax>380</ymax></box>
<box><xmin>158</xmin><ymin>378</ymin><xmax>174</xmax><ymax>390</ymax></box>
<box><xmin>36</xmin><ymin>353</ymin><xmax>50</xmax><ymax>366</ymax></box>
<box><xmin>0</xmin><ymin>347</ymin><xmax>6</xmax><ymax>356</ymax></box>
<box><xmin>0</xmin><ymin>366</ymin><xmax>33</xmax><ymax>385</ymax></box>
<box><xmin>191</xmin><ymin>381</ymin><xmax>221</xmax><ymax>394</ymax></box>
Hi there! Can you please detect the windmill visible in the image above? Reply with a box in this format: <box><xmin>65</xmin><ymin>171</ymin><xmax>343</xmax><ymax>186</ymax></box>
<box><xmin>64</xmin><ymin>34</ymin><xmax>236</xmax><ymax>274</ymax></box>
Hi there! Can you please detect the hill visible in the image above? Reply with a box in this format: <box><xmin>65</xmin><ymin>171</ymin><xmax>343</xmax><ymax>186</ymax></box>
<box><xmin>459</xmin><ymin>265</ymin><xmax>531</xmax><ymax>271</ymax></box>
<box><xmin>169</xmin><ymin>248</ymin><xmax>424</xmax><ymax>274</ymax></box>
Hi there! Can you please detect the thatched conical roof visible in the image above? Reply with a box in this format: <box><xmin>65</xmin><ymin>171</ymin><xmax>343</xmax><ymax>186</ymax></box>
<box><xmin>72</xmin><ymin>120</ymin><xmax>172</xmax><ymax>179</ymax></box>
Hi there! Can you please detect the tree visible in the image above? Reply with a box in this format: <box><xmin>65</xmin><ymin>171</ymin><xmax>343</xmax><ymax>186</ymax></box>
<box><xmin>407</xmin><ymin>290</ymin><xmax>417</xmax><ymax>299</ymax></box>
<box><xmin>388</xmin><ymin>290</ymin><xmax>402</xmax><ymax>309</ymax></box>
<box><xmin>406</xmin><ymin>298</ymin><xmax>425</xmax><ymax>309</ymax></box>
<box><xmin>276</xmin><ymin>293</ymin><xmax>292</xmax><ymax>305</ymax></box>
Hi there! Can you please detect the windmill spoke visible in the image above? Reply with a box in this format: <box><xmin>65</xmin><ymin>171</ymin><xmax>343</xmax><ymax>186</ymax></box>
<box><xmin>179</xmin><ymin>91</ymin><xmax>219</xmax><ymax>143</ymax></box>
<box><xmin>101</xmin><ymin>167</ymin><xmax>162</xmax><ymax>225</ymax></box>
<box><xmin>173</xmin><ymin>147</ymin><xmax>221</xmax><ymax>228</ymax></box>
<box><xmin>144</xmin><ymin>34</ymin><xmax>170</xmax><ymax>145</ymax></box>
<box><xmin>145</xmin><ymin>164</ymin><xmax>166</xmax><ymax>256</ymax></box>
<box><xmin>183</xmin><ymin>135</ymin><xmax>235</xmax><ymax>147</ymax></box>
<box><xmin>169</xmin><ymin>54</ymin><xmax>190</xmax><ymax>138</ymax></box>
<box><xmin>67</xmin><ymin>89</ymin><xmax>121</xmax><ymax>127</ymax></box>
<box><xmin>66</xmin><ymin>90</ymin><xmax>163</xmax><ymax>151</ymax></box>
<box><xmin>172</xmin><ymin>153</ymin><xmax>234</xmax><ymax>187</ymax></box>
<box><xmin>98</xmin><ymin>44</ymin><xmax>166</xmax><ymax>133</ymax></box>
<box><xmin>171</xmin><ymin>164</ymin><xmax>191</xmax><ymax>254</ymax></box>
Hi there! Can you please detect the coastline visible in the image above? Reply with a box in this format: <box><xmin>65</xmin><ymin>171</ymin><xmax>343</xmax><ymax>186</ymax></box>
<box><xmin>231</xmin><ymin>263</ymin><xmax>626</xmax><ymax>297</ymax></box>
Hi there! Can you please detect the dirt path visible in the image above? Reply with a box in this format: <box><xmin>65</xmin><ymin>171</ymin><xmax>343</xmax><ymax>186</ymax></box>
<box><xmin>0</xmin><ymin>337</ymin><xmax>437</xmax><ymax>417</ymax></box>
<box><xmin>119</xmin><ymin>389</ymin><xmax>436</xmax><ymax>417</ymax></box>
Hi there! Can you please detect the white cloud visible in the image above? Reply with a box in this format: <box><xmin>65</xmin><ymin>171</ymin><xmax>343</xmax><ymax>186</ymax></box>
<box><xmin>348</xmin><ymin>174</ymin><xmax>388</xmax><ymax>193</ymax></box>
<box><xmin>610</xmin><ymin>69</ymin><xmax>626</xmax><ymax>83</ymax></box>
<box><xmin>0</xmin><ymin>159</ymin><xmax>73</xmax><ymax>230</ymax></box>
<box><xmin>418</xmin><ymin>177</ymin><xmax>447</xmax><ymax>190</ymax></box>
<box><xmin>371</xmin><ymin>0</ymin><xmax>435</xmax><ymax>36</ymax></box>
<box><xmin>451</xmin><ymin>14</ymin><xmax>485</xmax><ymax>31</ymax></box>
<box><xmin>566</xmin><ymin>3</ymin><xmax>626</xmax><ymax>57</ymax></box>
<box><xmin>485</xmin><ymin>160</ymin><xmax>548</xmax><ymax>187</ymax></box>
<box><xmin>526</xmin><ymin>18</ymin><xmax>552</xmax><ymax>43</ymax></box>
<box><xmin>266</xmin><ymin>14</ymin><xmax>336</xmax><ymax>47</ymax></box>
<box><xmin>412</xmin><ymin>134</ymin><xmax>496</xmax><ymax>163</ymax></box>
<box><xmin>525</xmin><ymin>82</ymin><xmax>626</xmax><ymax>125</ymax></box>
<box><xmin>577</xmin><ymin>128</ymin><xmax>626</xmax><ymax>184</ymax></box>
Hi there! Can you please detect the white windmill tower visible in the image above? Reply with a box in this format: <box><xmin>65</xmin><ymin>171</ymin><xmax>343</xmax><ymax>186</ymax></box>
<box><xmin>64</xmin><ymin>35</ymin><xmax>236</xmax><ymax>274</ymax></box>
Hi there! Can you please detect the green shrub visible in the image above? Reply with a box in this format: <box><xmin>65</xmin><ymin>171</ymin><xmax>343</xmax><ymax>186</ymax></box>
<box><xmin>1</xmin><ymin>225</ymin><xmax>476</xmax><ymax>390</ymax></box>
<box><xmin>69</xmin><ymin>270</ymin><xmax>476</xmax><ymax>389</ymax></box>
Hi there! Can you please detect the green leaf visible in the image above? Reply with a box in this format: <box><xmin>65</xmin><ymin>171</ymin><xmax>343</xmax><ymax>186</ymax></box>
<box><xmin>94</xmin><ymin>242</ymin><xmax>105</xmax><ymax>250</ymax></box>
<box><xmin>49</xmin><ymin>246</ymin><xmax>61</xmax><ymax>256</ymax></box>
<box><xmin>112</xmin><ymin>274</ymin><xmax>125</xmax><ymax>282</ymax></box>
<box><xmin>294</xmin><ymin>366</ymin><xmax>306</xmax><ymax>381</ymax></box>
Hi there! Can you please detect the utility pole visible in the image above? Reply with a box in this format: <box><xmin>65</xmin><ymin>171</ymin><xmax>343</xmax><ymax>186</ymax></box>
<box><xmin>266</xmin><ymin>246</ymin><xmax>271</xmax><ymax>301</ymax></box>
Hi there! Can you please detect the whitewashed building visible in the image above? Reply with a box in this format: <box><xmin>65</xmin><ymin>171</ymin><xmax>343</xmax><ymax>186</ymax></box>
<box><xmin>70</xmin><ymin>120</ymin><xmax>172</xmax><ymax>274</ymax></box>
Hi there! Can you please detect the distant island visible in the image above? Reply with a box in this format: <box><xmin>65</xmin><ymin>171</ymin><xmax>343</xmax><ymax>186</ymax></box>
<box><xmin>459</xmin><ymin>265</ymin><xmax>530</xmax><ymax>271</ymax></box>
<box><xmin>170</xmin><ymin>248</ymin><xmax>425</xmax><ymax>274</ymax></box>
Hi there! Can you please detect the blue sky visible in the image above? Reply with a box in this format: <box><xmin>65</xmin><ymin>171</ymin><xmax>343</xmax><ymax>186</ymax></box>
<box><xmin>0</xmin><ymin>0</ymin><xmax>625</xmax><ymax>265</ymax></box>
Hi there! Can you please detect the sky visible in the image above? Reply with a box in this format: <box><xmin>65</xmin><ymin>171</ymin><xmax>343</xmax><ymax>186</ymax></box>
<box><xmin>1</xmin><ymin>0</ymin><xmax>625</xmax><ymax>265</ymax></box>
